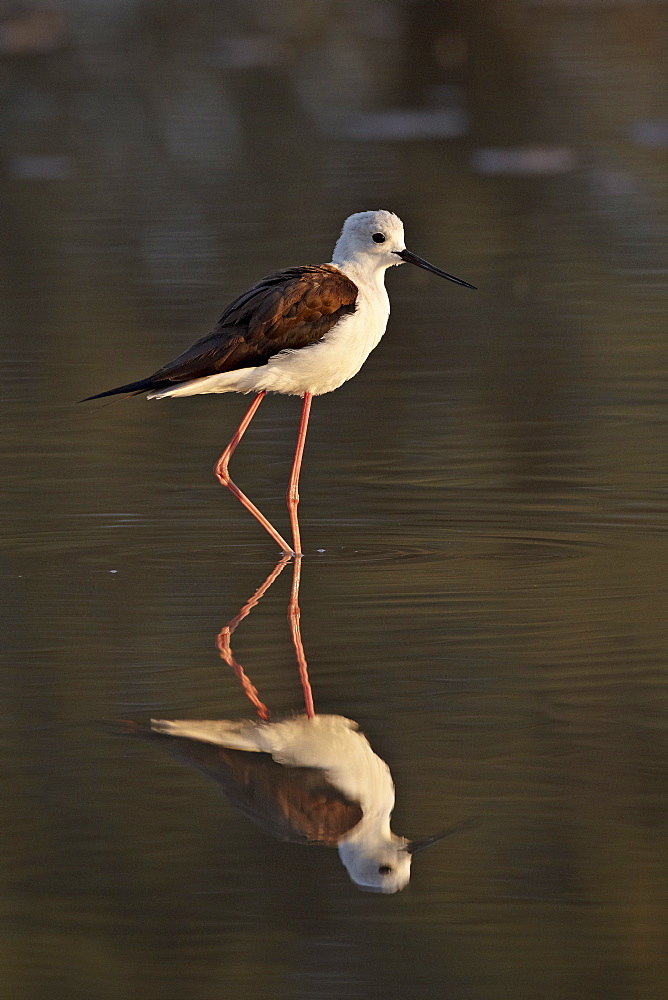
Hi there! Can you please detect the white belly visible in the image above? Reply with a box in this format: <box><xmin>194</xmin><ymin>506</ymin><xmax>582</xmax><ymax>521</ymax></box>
<box><xmin>152</xmin><ymin>714</ymin><xmax>395</xmax><ymax>815</ymax></box>
<box><xmin>148</xmin><ymin>274</ymin><xmax>390</xmax><ymax>399</ymax></box>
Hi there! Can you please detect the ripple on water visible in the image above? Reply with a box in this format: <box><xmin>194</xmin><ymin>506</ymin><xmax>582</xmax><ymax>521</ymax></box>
<box><xmin>2</xmin><ymin>511</ymin><xmax>611</xmax><ymax>573</ymax></box>
<box><xmin>310</xmin><ymin>527</ymin><xmax>605</xmax><ymax>569</ymax></box>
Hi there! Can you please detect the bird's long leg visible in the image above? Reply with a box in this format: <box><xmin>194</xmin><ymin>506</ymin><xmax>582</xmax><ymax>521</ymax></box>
<box><xmin>288</xmin><ymin>556</ymin><xmax>315</xmax><ymax>718</ymax></box>
<box><xmin>215</xmin><ymin>556</ymin><xmax>291</xmax><ymax>719</ymax></box>
<box><xmin>214</xmin><ymin>391</ymin><xmax>294</xmax><ymax>555</ymax></box>
<box><xmin>286</xmin><ymin>392</ymin><xmax>312</xmax><ymax>557</ymax></box>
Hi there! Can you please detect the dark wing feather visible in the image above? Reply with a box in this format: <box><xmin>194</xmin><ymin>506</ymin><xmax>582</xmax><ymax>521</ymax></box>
<box><xmin>83</xmin><ymin>266</ymin><xmax>357</xmax><ymax>400</ymax></box>
<box><xmin>152</xmin><ymin>265</ymin><xmax>357</xmax><ymax>383</ymax></box>
<box><xmin>119</xmin><ymin>721</ymin><xmax>363</xmax><ymax>845</ymax></box>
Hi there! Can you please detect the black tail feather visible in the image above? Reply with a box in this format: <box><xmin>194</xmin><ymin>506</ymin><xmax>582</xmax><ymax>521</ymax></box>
<box><xmin>80</xmin><ymin>376</ymin><xmax>172</xmax><ymax>402</ymax></box>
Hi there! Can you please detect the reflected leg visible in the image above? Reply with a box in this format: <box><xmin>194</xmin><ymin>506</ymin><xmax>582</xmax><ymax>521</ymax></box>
<box><xmin>288</xmin><ymin>556</ymin><xmax>315</xmax><ymax>718</ymax></box>
<box><xmin>216</xmin><ymin>556</ymin><xmax>292</xmax><ymax>719</ymax></box>
<box><xmin>286</xmin><ymin>392</ymin><xmax>312</xmax><ymax>557</ymax></box>
<box><xmin>214</xmin><ymin>391</ymin><xmax>294</xmax><ymax>555</ymax></box>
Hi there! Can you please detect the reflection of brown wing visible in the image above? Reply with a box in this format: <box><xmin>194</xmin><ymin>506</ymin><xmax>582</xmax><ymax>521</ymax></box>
<box><xmin>119</xmin><ymin>721</ymin><xmax>363</xmax><ymax>846</ymax></box>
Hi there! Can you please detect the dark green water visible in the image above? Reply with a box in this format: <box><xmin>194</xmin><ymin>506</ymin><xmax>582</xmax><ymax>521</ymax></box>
<box><xmin>2</xmin><ymin>3</ymin><xmax>667</xmax><ymax>998</ymax></box>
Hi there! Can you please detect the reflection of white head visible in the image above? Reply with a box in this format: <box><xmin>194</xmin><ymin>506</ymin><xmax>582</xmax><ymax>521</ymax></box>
<box><xmin>332</xmin><ymin>210</ymin><xmax>406</xmax><ymax>270</ymax></box>
<box><xmin>337</xmin><ymin>821</ymin><xmax>478</xmax><ymax>893</ymax></box>
<box><xmin>338</xmin><ymin>835</ymin><xmax>412</xmax><ymax>894</ymax></box>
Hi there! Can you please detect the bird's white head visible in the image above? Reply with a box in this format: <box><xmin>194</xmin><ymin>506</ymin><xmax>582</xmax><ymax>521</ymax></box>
<box><xmin>337</xmin><ymin>818</ymin><xmax>478</xmax><ymax>893</ymax></box>
<box><xmin>338</xmin><ymin>834</ymin><xmax>412</xmax><ymax>894</ymax></box>
<box><xmin>332</xmin><ymin>210</ymin><xmax>477</xmax><ymax>289</ymax></box>
<box><xmin>332</xmin><ymin>210</ymin><xmax>406</xmax><ymax>272</ymax></box>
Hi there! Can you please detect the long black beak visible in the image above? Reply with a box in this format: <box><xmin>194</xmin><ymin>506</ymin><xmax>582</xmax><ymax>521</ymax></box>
<box><xmin>394</xmin><ymin>248</ymin><xmax>477</xmax><ymax>290</ymax></box>
<box><xmin>406</xmin><ymin>816</ymin><xmax>480</xmax><ymax>855</ymax></box>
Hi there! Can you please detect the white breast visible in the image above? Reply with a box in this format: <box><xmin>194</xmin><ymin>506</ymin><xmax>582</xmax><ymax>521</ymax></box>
<box><xmin>252</xmin><ymin>275</ymin><xmax>389</xmax><ymax>396</ymax></box>
<box><xmin>263</xmin><ymin>714</ymin><xmax>395</xmax><ymax>816</ymax></box>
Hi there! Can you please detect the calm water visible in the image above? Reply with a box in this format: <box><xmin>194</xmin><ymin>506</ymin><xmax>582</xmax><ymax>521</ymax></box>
<box><xmin>2</xmin><ymin>3</ymin><xmax>667</xmax><ymax>998</ymax></box>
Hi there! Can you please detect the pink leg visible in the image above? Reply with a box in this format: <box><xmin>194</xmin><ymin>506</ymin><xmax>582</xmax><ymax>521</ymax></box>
<box><xmin>215</xmin><ymin>556</ymin><xmax>292</xmax><ymax>719</ymax></box>
<box><xmin>286</xmin><ymin>392</ymin><xmax>312</xmax><ymax>557</ymax></box>
<box><xmin>288</xmin><ymin>556</ymin><xmax>315</xmax><ymax>718</ymax></box>
<box><xmin>214</xmin><ymin>392</ymin><xmax>294</xmax><ymax>555</ymax></box>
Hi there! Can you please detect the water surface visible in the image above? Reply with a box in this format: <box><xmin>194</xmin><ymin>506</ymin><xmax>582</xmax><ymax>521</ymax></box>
<box><xmin>2</xmin><ymin>4</ymin><xmax>667</xmax><ymax>998</ymax></box>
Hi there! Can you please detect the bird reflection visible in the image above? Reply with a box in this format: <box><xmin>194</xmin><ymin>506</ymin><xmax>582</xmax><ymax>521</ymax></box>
<box><xmin>124</xmin><ymin>558</ymin><xmax>475</xmax><ymax>892</ymax></box>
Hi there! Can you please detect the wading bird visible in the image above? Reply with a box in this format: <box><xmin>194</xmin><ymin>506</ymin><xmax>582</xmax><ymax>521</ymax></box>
<box><xmin>85</xmin><ymin>211</ymin><xmax>476</xmax><ymax>555</ymax></box>
<box><xmin>140</xmin><ymin>713</ymin><xmax>474</xmax><ymax>893</ymax></box>
<box><xmin>119</xmin><ymin>557</ymin><xmax>477</xmax><ymax>892</ymax></box>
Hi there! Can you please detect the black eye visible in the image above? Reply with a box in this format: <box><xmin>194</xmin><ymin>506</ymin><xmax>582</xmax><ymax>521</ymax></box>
<box><xmin>378</xmin><ymin>865</ymin><xmax>393</xmax><ymax>875</ymax></box>
<box><xmin>372</xmin><ymin>233</ymin><xmax>386</xmax><ymax>244</ymax></box>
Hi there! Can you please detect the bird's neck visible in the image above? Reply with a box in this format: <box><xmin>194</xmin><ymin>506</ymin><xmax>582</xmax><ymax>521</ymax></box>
<box><xmin>339</xmin><ymin>811</ymin><xmax>394</xmax><ymax>849</ymax></box>
<box><xmin>337</xmin><ymin>825</ymin><xmax>402</xmax><ymax>865</ymax></box>
<box><xmin>330</xmin><ymin>256</ymin><xmax>390</xmax><ymax>293</ymax></box>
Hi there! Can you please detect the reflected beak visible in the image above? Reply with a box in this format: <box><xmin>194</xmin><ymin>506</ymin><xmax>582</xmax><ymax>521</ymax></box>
<box><xmin>406</xmin><ymin>816</ymin><xmax>481</xmax><ymax>855</ymax></box>
<box><xmin>394</xmin><ymin>248</ymin><xmax>477</xmax><ymax>289</ymax></box>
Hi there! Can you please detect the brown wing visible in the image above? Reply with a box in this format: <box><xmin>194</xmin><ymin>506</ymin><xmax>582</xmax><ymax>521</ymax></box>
<box><xmin>151</xmin><ymin>265</ymin><xmax>357</xmax><ymax>383</ymax></box>
<box><xmin>83</xmin><ymin>265</ymin><xmax>357</xmax><ymax>400</ymax></box>
<box><xmin>119</xmin><ymin>721</ymin><xmax>363</xmax><ymax>845</ymax></box>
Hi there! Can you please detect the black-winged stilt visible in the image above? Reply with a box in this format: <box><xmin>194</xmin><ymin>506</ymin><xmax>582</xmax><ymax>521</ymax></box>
<box><xmin>121</xmin><ymin>557</ymin><xmax>477</xmax><ymax>892</ymax></box>
<box><xmin>85</xmin><ymin>211</ymin><xmax>476</xmax><ymax>555</ymax></box>
<box><xmin>142</xmin><ymin>714</ymin><xmax>476</xmax><ymax>893</ymax></box>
